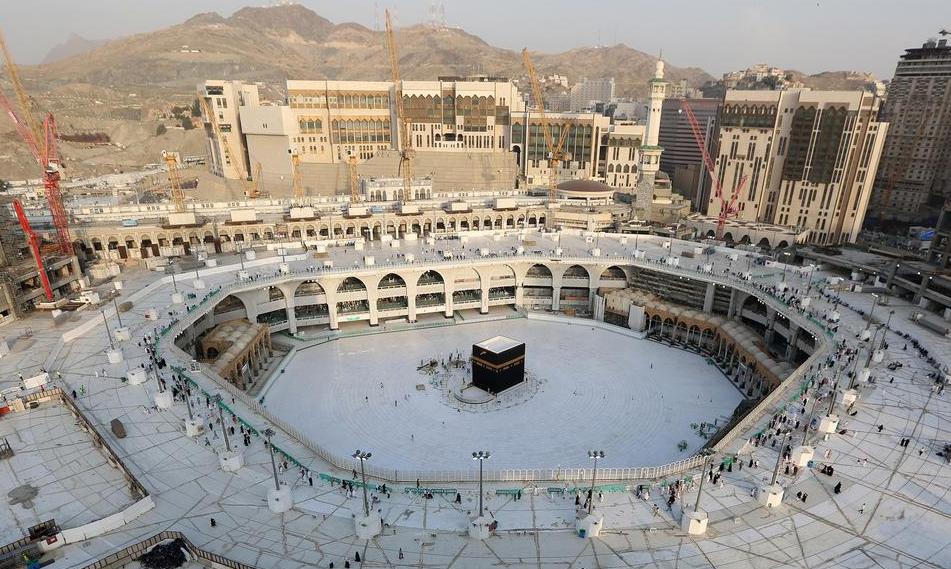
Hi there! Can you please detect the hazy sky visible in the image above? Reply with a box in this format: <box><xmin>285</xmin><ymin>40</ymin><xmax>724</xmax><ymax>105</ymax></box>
<box><xmin>4</xmin><ymin>0</ymin><xmax>949</xmax><ymax>78</ymax></box>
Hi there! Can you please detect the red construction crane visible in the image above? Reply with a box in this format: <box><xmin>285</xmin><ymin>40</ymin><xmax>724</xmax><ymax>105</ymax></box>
<box><xmin>12</xmin><ymin>199</ymin><xmax>54</xmax><ymax>301</ymax></box>
<box><xmin>680</xmin><ymin>99</ymin><xmax>748</xmax><ymax>241</ymax></box>
<box><xmin>0</xmin><ymin>32</ymin><xmax>73</xmax><ymax>256</ymax></box>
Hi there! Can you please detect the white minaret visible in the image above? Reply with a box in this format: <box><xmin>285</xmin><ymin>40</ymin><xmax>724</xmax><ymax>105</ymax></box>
<box><xmin>636</xmin><ymin>59</ymin><xmax>668</xmax><ymax>214</ymax></box>
<box><xmin>646</xmin><ymin>61</ymin><xmax>666</xmax><ymax>143</ymax></box>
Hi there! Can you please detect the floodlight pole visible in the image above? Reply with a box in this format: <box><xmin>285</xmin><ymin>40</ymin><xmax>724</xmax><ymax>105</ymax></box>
<box><xmin>264</xmin><ymin>428</ymin><xmax>280</xmax><ymax>491</ymax></box>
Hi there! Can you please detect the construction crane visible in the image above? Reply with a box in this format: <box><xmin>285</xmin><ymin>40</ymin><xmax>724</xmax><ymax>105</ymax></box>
<box><xmin>0</xmin><ymin>37</ymin><xmax>72</xmax><ymax>256</ymax></box>
<box><xmin>521</xmin><ymin>48</ymin><xmax>572</xmax><ymax>203</ymax></box>
<box><xmin>290</xmin><ymin>152</ymin><xmax>305</xmax><ymax>204</ymax></box>
<box><xmin>385</xmin><ymin>10</ymin><xmax>414</xmax><ymax>201</ymax></box>
<box><xmin>12</xmin><ymin>199</ymin><xmax>53</xmax><ymax>301</ymax></box>
<box><xmin>250</xmin><ymin>162</ymin><xmax>263</xmax><ymax>199</ymax></box>
<box><xmin>198</xmin><ymin>96</ymin><xmax>256</xmax><ymax>198</ymax></box>
<box><xmin>348</xmin><ymin>154</ymin><xmax>361</xmax><ymax>202</ymax></box>
<box><xmin>680</xmin><ymin>99</ymin><xmax>748</xmax><ymax>241</ymax></box>
<box><xmin>163</xmin><ymin>150</ymin><xmax>185</xmax><ymax>212</ymax></box>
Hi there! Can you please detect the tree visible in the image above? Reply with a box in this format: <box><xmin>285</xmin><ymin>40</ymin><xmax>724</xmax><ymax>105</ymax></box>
<box><xmin>180</xmin><ymin>117</ymin><xmax>195</xmax><ymax>130</ymax></box>
<box><xmin>191</xmin><ymin>98</ymin><xmax>202</xmax><ymax>117</ymax></box>
<box><xmin>155</xmin><ymin>124</ymin><xmax>167</xmax><ymax>136</ymax></box>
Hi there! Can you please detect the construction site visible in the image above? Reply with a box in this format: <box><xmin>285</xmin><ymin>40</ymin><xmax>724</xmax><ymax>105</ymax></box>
<box><xmin>0</xmin><ymin>10</ymin><xmax>831</xmax><ymax>321</ymax></box>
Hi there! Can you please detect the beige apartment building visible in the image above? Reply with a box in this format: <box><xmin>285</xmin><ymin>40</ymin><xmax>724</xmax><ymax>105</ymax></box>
<box><xmin>706</xmin><ymin>89</ymin><xmax>888</xmax><ymax>245</ymax></box>
<box><xmin>511</xmin><ymin>110</ymin><xmax>612</xmax><ymax>186</ymax></box>
<box><xmin>201</xmin><ymin>80</ymin><xmax>261</xmax><ymax>180</ymax></box>
<box><xmin>200</xmin><ymin>78</ymin><xmax>635</xmax><ymax>197</ymax></box>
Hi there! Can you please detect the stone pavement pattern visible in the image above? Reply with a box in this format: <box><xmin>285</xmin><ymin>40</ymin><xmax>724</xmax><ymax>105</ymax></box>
<box><xmin>0</xmin><ymin>231</ymin><xmax>947</xmax><ymax>568</ymax></box>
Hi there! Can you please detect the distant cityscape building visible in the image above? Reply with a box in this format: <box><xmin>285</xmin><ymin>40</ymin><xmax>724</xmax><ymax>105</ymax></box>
<box><xmin>658</xmin><ymin>98</ymin><xmax>720</xmax><ymax>208</ymax></box>
<box><xmin>707</xmin><ymin>89</ymin><xmax>888</xmax><ymax>245</ymax></box>
<box><xmin>600</xmin><ymin>122</ymin><xmax>644</xmax><ymax>190</ymax></box>
<box><xmin>869</xmin><ymin>38</ymin><xmax>951</xmax><ymax>226</ymax></box>
<box><xmin>722</xmin><ymin>64</ymin><xmax>800</xmax><ymax>90</ymax></box>
<box><xmin>200</xmin><ymin>77</ymin><xmax>642</xmax><ymax>196</ymax></box>
<box><xmin>202</xmin><ymin>80</ymin><xmax>261</xmax><ymax>180</ymax></box>
<box><xmin>512</xmin><ymin>110</ymin><xmax>611</xmax><ymax>185</ymax></box>
<box><xmin>569</xmin><ymin>77</ymin><xmax>615</xmax><ymax>112</ymax></box>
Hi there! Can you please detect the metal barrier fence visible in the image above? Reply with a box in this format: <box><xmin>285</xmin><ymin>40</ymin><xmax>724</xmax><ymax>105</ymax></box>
<box><xmin>156</xmin><ymin>249</ymin><xmax>832</xmax><ymax>485</ymax></box>
<box><xmin>79</xmin><ymin>531</ymin><xmax>257</xmax><ymax>569</ymax></box>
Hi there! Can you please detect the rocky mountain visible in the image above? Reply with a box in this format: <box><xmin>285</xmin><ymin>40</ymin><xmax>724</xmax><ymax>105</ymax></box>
<box><xmin>22</xmin><ymin>4</ymin><xmax>711</xmax><ymax>97</ymax></box>
<box><xmin>790</xmin><ymin>70</ymin><xmax>879</xmax><ymax>92</ymax></box>
<box><xmin>42</xmin><ymin>33</ymin><xmax>108</xmax><ymax>64</ymax></box>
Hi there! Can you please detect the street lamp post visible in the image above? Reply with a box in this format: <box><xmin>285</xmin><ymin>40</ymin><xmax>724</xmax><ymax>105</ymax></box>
<box><xmin>879</xmin><ymin>310</ymin><xmax>895</xmax><ymax>350</ymax></box>
<box><xmin>827</xmin><ymin>380</ymin><xmax>839</xmax><ymax>416</ymax></box>
<box><xmin>352</xmin><ymin>450</ymin><xmax>372</xmax><ymax>518</ymax></box>
<box><xmin>865</xmin><ymin>293</ymin><xmax>879</xmax><ymax>331</ymax></box>
<box><xmin>781</xmin><ymin>252</ymin><xmax>791</xmax><ymax>283</ymax></box>
<box><xmin>213</xmin><ymin>394</ymin><xmax>231</xmax><ymax>452</ymax></box>
<box><xmin>693</xmin><ymin>450</ymin><xmax>715</xmax><ymax>513</ymax></box>
<box><xmin>184</xmin><ymin>383</ymin><xmax>194</xmax><ymax>420</ymax></box>
<box><xmin>587</xmin><ymin>450</ymin><xmax>605</xmax><ymax>514</ymax></box>
<box><xmin>100</xmin><ymin>309</ymin><xmax>115</xmax><ymax>350</ymax></box>
<box><xmin>801</xmin><ymin>394</ymin><xmax>820</xmax><ymax>447</ymax></box>
<box><xmin>263</xmin><ymin>428</ymin><xmax>280</xmax><ymax>491</ymax></box>
<box><xmin>472</xmin><ymin>450</ymin><xmax>491</xmax><ymax>518</ymax></box>
<box><xmin>770</xmin><ymin>431</ymin><xmax>791</xmax><ymax>486</ymax></box>
<box><xmin>112</xmin><ymin>297</ymin><xmax>124</xmax><ymax>328</ymax></box>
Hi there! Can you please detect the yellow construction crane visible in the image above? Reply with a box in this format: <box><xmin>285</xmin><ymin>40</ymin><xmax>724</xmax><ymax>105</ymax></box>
<box><xmin>163</xmin><ymin>150</ymin><xmax>185</xmax><ymax>212</ymax></box>
<box><xmin>0</xmin><ymin>30</ymin><xmax>42</xmax><ymax>147</ymax></box>
<box><xmin>348</xmin><ymin>154</ymin><xmax>361</xmax><ymax>202</ymax></box>
<box><xmin>521</xmin><ymin>48</ymin><xmax>572</xmax><ymax>204</ymax></box>
<box><xmin>290</xmin><ymin>152</ymin><xmax>305</xmax><ymax>204</ymax></box>
<box><xmin>249</xmin><ymin>161</ymin><xmax>263</xmax><ymax>199</ymax></box>
<box><xmin>385</xmin><ymin>10</ymin><xmax>414</xmax><ymax>201</ymax></box>
<box><xmin>198</xmin><ymin>96</ymin><xmax>256</xmax><ymax>198</ymax></box>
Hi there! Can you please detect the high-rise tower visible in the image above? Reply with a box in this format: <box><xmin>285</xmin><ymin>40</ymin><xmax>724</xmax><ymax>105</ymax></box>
<box><xmin>869</xmin><ymin>37</ymin><xmax>951</xmax><ymax>226</ymax></box>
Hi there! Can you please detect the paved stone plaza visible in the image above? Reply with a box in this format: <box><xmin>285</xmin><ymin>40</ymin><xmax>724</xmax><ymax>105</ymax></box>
<box><xmin>265</xmin><ymin>318</ymin><xmax>741</xmax><ymax>472</ymax></box>
<box><xmin>0</xmin><ymin>230</ymin><xmax>948</xmax><ymax>568</ymax></box>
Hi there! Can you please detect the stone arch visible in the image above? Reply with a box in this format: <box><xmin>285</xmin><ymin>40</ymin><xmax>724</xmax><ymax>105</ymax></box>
<box><xmin>295</xmin><ymin>280</ymin><xmax>324</xmax><ymax>297</ymax></box>
<box><xmin>452</xmin><ymin>267</ymin><xmax>481</xmax><ymax>290</ymax></box>
<box><xmin>377</xmin><ymin>272</ymin><xmax>407</xmax><ymax>292</ymax></box>
<box><xmin>266</xmin><ymin>286</ymin><xmax>284</xmax><ymax>302</ymax></box>
<box><xmin>337</xmin><ymin>276</ymin><xmax>367</xmax><ymax>292</ymax></box>
<box><xmin>562</xmin><ymin>264</ymin><xmax>591</xmax><ymax>281</ymax></box>
<box><xmin>526</xmin><ymin>264</ymin><xmax>552</xmax><ymax>278</ymax></box>
<box><xmin>417</xmin><ymin>270</ymin><xmax>444</xmax><ymax>286</ymax></box>
<box><xmin>213</xmin><ymin>295</ymin><xmax>248</xmax><ymax>318</ymax></box>
<box><xmin>600</xmin><ymin>265</ymin><xmax>627</xmax><ymax>281</ymax></box>
<box><xmin>757</xmin><ymin>237</ymin><xmax>771</xmax><ymax>250</ymax></box>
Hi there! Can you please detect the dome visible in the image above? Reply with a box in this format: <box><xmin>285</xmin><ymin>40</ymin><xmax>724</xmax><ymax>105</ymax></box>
<box><xmin>556</xmin><ymin>179</ymin><xmax>614</xmax><ymax>194</ymax></box>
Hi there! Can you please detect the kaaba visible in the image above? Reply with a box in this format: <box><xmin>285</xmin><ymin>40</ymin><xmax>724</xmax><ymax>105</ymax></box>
<box><xmin>471</xmin><ymin>336</ymin><xmax>525</xmax><ymax>394</ymax></box>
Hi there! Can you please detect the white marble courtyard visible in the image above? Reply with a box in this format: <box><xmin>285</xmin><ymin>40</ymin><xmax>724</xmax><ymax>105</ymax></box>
<box><xmin>264</xmin><ymin>318</ymin><xmax>741</xmax><ymax>472</ymax></box>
